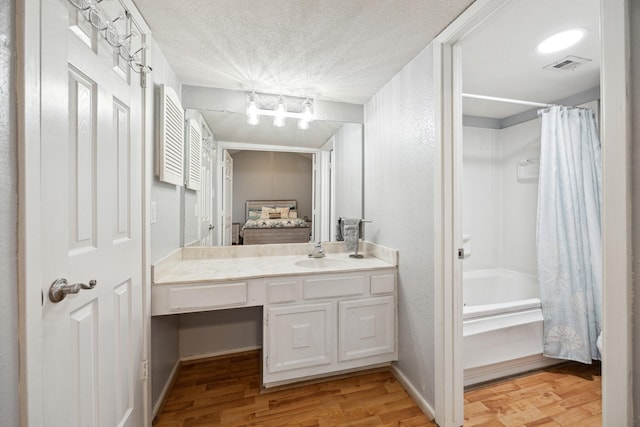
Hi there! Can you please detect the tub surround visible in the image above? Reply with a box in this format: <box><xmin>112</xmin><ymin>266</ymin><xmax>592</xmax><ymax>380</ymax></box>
<box><xmin>151</xmin><ymin>241</ymin><xmax>399</xmax><ymax>388</ymax></box>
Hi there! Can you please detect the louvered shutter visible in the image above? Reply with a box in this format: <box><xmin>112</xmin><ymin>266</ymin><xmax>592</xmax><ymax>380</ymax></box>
<box><xmin>157</xmin><ymin>84</ymin><xmax>184</xmax><ymax>186</ymax></box>
<box><xmin>185</xmin><ymin>119</ymin><xmax>202</xmax><ymax>191</ymax></box>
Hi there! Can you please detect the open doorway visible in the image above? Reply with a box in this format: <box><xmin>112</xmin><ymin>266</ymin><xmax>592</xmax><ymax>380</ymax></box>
<box><xmin>433</xmin><ymin>0</ymin><xmax>631</xmax><ymax>426</ymax></box>
<box><xmin>459</xmin><ymin>0</ymin><xmax>601</xmax><ymax>386</ymax></box>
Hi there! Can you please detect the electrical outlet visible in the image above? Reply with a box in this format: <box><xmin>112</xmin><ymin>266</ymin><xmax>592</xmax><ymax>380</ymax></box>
<box><xmin>150</xmin><ymin>202</ymin><xmax>157</xmax><ymax>224</ymax></box>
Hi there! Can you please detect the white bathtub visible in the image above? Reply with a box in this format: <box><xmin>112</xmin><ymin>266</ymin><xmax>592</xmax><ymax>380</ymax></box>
<box><xmin>463</xmin><ymin>269</ymin><xmax>559</xmax><ymax>386</ymax></box>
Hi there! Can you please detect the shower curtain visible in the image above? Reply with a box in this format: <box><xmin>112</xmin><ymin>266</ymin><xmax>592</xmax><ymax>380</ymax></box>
<box><xmin>536</xmin><ymin>106</ymin><xmax>602</xmax><ymax>363</ymax></box>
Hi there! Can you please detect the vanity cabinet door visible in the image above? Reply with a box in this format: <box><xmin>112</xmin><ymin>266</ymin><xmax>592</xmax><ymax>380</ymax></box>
<box><xmin>338</xmin><ymin>296</ymin><xmax>396</xmax><ymax>362</ymax></box>
<box><xmin>266</xmin><ymin>302</ymin><xmax>334</xmax><ymax>375</ymax></box>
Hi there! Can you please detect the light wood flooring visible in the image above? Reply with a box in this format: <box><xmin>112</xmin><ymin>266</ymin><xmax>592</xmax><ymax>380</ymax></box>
<box><xmin>154</xmin><ymin>351</ymin><xmax>601</xmax><ymax>426</ymax></box>
<box><xmin>464</xmin><ymin>362</ymin><xmax>601</xmax><ymax>426</ymax></box>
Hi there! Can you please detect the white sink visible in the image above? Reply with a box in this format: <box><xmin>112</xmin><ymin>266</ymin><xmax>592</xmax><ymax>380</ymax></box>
<box><xmin>294</xmin><ymin>258</ymin><xmax>352</xmax><ymax>268</ymax></box>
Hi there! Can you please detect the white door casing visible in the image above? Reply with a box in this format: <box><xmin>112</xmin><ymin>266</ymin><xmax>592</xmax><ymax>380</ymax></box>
<box><xmin>199</xmin><ymin>122</ymin><xmax>214</xmax><ymax>246</ymax></box>
<box><xmin>24</xmin><ymin>0</ymin><xmax>145</xmax><ymax>425</ymax></box>
<box><xmin>222</xmin><ymin>150</ymin><xmax>233</xmax><ymax>245</ymax></box>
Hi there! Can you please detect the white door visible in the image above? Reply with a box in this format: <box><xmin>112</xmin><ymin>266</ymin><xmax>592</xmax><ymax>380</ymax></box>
<box><xmin>199</xmin><ymin>124</ymin><xmax>214</xmax><ymax>245</ymax></box>
<box><xmin>222</xmin><ymin>150</ymin><xmax>233</xmax><ymax>245</ymax></box>
<box><xmin>36</xmin><ymin>1</ymin><xmax>145</xmax><ymax>425</ymax></box>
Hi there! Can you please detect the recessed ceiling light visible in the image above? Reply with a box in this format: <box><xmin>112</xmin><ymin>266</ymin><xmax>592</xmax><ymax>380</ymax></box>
<box><xmin>536</xmin><ymin>29</ymin><xmax>585</xmax><ymax>54</ymax></box>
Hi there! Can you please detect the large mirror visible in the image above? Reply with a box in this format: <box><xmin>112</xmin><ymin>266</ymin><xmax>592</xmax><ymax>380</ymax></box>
<box><xmin>178</xmin><ymin>88</ymin><xmax>363</xmax><ymax>247</ymax></box>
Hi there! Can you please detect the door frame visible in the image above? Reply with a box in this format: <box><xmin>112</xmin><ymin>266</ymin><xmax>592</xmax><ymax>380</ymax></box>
<box><xmin>17</xmin><ymin>0</ymin><xmax>152</xmax><ymax>425</ymax></box>
<box><xmin>432</xmin><ymin>1</ymin><xmax>632</xmax><ymax>426</ymax></box>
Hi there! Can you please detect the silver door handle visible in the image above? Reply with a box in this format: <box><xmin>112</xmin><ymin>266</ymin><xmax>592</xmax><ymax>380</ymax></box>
<box><xmin>49</xmin><ymin>278</ymin><xmax>97</xmax><ymax>303</ymax></box>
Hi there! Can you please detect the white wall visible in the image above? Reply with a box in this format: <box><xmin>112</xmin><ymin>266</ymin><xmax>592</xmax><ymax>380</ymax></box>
<box><xmin>150</xmin><ymin>40</ymin><xmax>183</xmax><ymax>264</ymax></box>
<box><xmin>364</xmin><ymin>45</ymin><xmax>437</xmax><ymax>406</ymax></box>
<box><xmin>333</xmin><ymin>123</ymin><xmax>363</xmax><ymax>221</ymax></box>
<box><xmin>462</xmin><ymin>127</ymin><xmax>501</xmax><ymax>272</ymax></box>
<box><xmin>462</xmin><ymin>121</ymin><xmax>541</xmax><ymax>276</ymax></box>
<box><xmin>231</xmin><ymin>151</ymin><xmax>313</xmax><ymax>223</ymax></box>
<box><xmin>147</xmin><ymin>37</ymin><xmax>182</xmax><ymax>410</ymax></box>
<box><xmin>499</xmin><ymin>119</ymin><xmax>542</xmax><ymax>276</ymax></box>
<box><xmin>0</xmin><ymin>1</ymin><xmax>18</xmax><ymax>425</ymax></box>
<box><xmin>631</xmin><ymin>0</ymin><xmax>640</xmax><ymax>421</ymax></box>
<box><xmin>178</xmin><ymin>308</ymin><xmax>262</xmax><ymax>357</ymax></box>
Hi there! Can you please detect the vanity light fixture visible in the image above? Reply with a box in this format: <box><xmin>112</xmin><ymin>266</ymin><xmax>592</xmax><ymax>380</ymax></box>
<box><xmin>245</xmin><ymin>92</ymin><xmax>315</xmax><ymax>129</ymax></box>
<box><xmin>536</xmin><ymin>29</ymin><xmax>585</xmax><ymax>54</ymax></box>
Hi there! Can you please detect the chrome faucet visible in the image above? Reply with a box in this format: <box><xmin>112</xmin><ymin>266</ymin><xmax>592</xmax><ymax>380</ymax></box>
<box><xmin>308</xmin><ymin>242</ymin><xmax>326</xmax><ymax>258</ymax></box>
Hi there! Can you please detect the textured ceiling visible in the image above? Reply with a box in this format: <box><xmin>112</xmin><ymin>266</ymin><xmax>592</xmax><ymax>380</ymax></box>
<box><xmin>461</xmin><ymin>0</ymin><xmax>600</xmax><ymax>119</ymax></box>
<box><xmin>132</xmin><ymin>0</ymin><xmax>600</xmax><ymax>144</ymax></box>
<box><xmin>132</xmin><ymin>0</ymin><xmax>475</xmax><ymax>104</ymax></box>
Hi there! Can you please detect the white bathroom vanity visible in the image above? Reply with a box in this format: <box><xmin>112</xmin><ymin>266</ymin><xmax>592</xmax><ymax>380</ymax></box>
<box><xmin>152</xmin><ymin>242</ymin><xmax>398</xmax><ymax>387</ymax></box>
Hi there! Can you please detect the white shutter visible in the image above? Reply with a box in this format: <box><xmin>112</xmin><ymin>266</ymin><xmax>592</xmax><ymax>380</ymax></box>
<box><xmin>185</xmin><ymin>119</ymin><xmax>202</xmax><ymax>191</ymax></box>
<box><xmin>156</xmin><ymin>84</ymin><xmax>184</xmax><ymax>186</ymax></box>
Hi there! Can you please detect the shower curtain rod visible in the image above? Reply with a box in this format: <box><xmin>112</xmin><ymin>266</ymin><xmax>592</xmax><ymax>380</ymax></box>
<box><xmin>462</xmin><ymin>93</ymin><xmax>553</xmax><ymax>108</ymax></box>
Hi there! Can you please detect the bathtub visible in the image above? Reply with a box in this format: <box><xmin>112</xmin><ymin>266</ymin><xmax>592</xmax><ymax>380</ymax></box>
<box><xmin>463</xmin><ymin>269</ymin><xmax>559</xmax><ymax>386</ymax></box>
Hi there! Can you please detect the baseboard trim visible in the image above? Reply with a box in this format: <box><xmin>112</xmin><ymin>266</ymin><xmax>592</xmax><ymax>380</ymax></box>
<box><xmin>180</xmin><ymin>345</ymin><xmax>262</xmax><ymax>362</ymax></box>
<box><xmin>152</xmin><ymin>358</ymin><xmax>181</xmax><ymax>419</ymax></box>
<box><xmin>390</xmin><ymin>364</ymin><xmax>436</xmax><ymax>421</ymax></box>
<box><xmin>464</xmin><ymin>354</ymin><xmax>562</xmax><ymax>387</ymax></box>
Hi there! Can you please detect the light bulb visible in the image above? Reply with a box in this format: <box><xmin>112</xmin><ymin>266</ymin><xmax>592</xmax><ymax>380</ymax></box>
<box><xmin>247</xmin><ymin>113</ymin><xmax>259</xmax><ymax>126</ymax></box>
<box><xmin>273</xmin><ymin>115</ymin><xmax>285</xmax><ymax>127</ymax></box>
<box><xmin>301</xmin><ymin>99</ymin><xmax>314</xmax><ymax>122</ymax></box>
<box><xmin>298</xmin><ymin>119</ymin><xmax>309</xmax><ymax>130</ymax></box>
<box><xmin>273</xmin><ymin>97</ymin><xmax>286</xmax><ymax>127</ymax></box>
<box><xmin>536</xmin><ymin>29</ymin><xmax>585</xmax><ymax>54</ymax></box>
<box><xmin>246</xmin><ymin>92</ymin><xmax>259</xmax><ymax>125</ymax></box>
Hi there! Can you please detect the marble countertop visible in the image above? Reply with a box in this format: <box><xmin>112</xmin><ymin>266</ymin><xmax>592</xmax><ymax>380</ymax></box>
<box><xmin>152</xmin><ymin>242</ymin><xmax>398</xmax><ymax>286</ymax></box>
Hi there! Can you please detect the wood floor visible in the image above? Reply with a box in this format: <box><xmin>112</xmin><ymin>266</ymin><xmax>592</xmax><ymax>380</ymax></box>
<box><xmin>464</xmin><ymin>362</ymin><xmax>601</xmax><ymax>426</ymax></box>
<box><xmin>154</xmin><ymin>351</ymin><xmax>601</xmax><ymax>427</ymax></box>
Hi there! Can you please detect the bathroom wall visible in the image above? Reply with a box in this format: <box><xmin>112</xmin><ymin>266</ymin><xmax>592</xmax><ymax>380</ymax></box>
<box><xmin>462</xmin><ymin>127</ymin><xmax>501</xmax><ymax>272</ymax></box>
<box><xmin>147</xmin><ymin>38</ymin><xmax>183</xmax><ymax>410</ymax></box>
<box><xmin>463</xmin><ymin>121</ymin><xmax>540</xmax><ymax>276</ymax></box>
<box><xmin>178</xmin><ymin>307</ymin><xmax>262</xmax><ymax>358</ymax></box>
<box><xmin>333</xmin><ymin>123</ymin><xmax>364</xmax><ymax>220</ymax></box>
<box><xmin>497</xmin><ymin>119</ymin><xmax>541</xmax><ymax>276</ymax></box>
<box><xmin>150</xmin><ymin>44</ymin><xmax>183</xmax><ymax>264</ymax></box>
<box><xmin>0</xmin><ymin>0</ymin><xmax>18</xmax><ymax>425</ymax></box>
<box><xmin>231</xmin><ymin>151</ymin><xmax>313</xmax><ymax>224</ymax></box>
<box><xmin>631</xmin><ymin>0</ymin><xmax>640</xmax><ymax>421</ymax></box>
<box><xmin>364</xmin><ymin>44</ymin><xmax>437</xmax><ymax>408</ymax></box>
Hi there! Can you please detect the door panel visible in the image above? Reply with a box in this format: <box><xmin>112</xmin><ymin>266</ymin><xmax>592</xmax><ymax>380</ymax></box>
<box><xmin>39</xmin><ymin>1</ymin><xmax>144</xmax><ymax>425</ymax></box>
<box><xmin>68</xmin><ymin>66</ymin><xmax>97</xmax><ymax>253</ymax></box>
<box><xmin>69</xmin><ymin>301</ymin><xmax>99</xmax><ymax>427</ymax></box>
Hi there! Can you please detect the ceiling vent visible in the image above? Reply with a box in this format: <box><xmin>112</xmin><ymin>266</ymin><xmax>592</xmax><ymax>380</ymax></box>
<box><xmin>543</xmin><ymin>55</ymin><xmax>592</xmax><ymax>72</ymax></box>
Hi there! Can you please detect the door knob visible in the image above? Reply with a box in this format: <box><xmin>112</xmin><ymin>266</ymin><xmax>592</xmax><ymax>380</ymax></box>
<box><xmin>49</xmin><ymin>278</ymin><xmax>97</xmax><ymax>303</ymax></box>
<box><xmin>209</xmin><ymin>224</ymin><xmax>214</xmax><ymax>230</ymax></box>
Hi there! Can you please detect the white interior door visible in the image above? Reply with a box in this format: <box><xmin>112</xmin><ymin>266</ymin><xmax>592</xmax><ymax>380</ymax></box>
<box><xmin>199</xmin><ymin>123</ymin><xmax>214</xmax><ymax>245</ymax></box>
<box><xmin>37</xmin><ymin>1</ymin><xmax>144</xmax><ymax>425</ymax></box>
<box><xmin>222</xmin><ymin>150</ymin><xmax>233</xmax><ymax>245</ymax></box>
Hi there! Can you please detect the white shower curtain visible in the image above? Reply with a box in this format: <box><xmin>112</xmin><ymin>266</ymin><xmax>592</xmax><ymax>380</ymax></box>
<box><xmin>536</xmin><ymin>106</ymin><xmax>602</xmax><ymax>363</ymax></box>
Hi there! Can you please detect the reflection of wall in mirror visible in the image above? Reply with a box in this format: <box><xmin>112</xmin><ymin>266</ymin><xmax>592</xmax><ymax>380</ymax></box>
<box><xmin>332</xmin><ymin>123</ymin><xmax>363</xmax><ymax>240</ymax></box>
<box><xmin>231</xmin><ymin>151</ymin><xmax>313</xmax><ymax>224</ymax></box>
